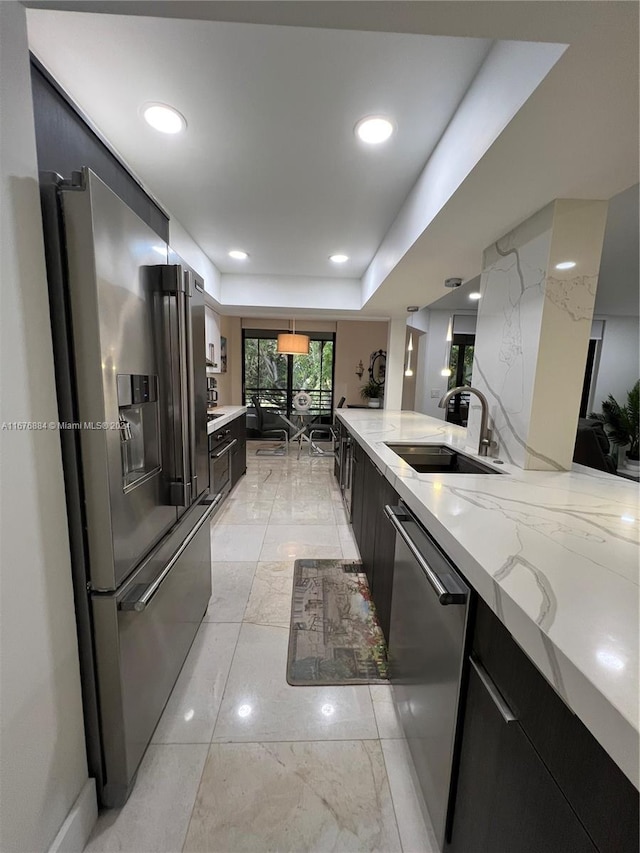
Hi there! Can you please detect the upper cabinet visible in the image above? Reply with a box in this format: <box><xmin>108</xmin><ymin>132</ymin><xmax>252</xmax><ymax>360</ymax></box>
<box><xmin>205</xmin><ymin>306</ymin><xmax>221</xmax><ymax>373</ymax></box>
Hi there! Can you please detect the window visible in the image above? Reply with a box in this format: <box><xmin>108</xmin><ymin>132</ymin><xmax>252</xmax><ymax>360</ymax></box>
<box><xmin>446</xmin><ymin>333</ymin><xmax>475</xmax><ymax>426</ymax></box>
<box><xmin>242</xmin><ymin>330</ymin><xmax>335</xmax><ymax>419</ymax></box>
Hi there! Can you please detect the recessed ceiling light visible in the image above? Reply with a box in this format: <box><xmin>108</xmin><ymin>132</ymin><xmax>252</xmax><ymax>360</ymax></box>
<box><xmin>329</xmin><ymin>254</ymin><xmax>349</xmax><ymax>263</ymax></box>
<box><xmin>228</xmin><ymin>250</ymin><xmax>249</xmax><ymax>260</ymax></box>
<box><xmin>555</xmin><ymin>261</ymin><xmax>576</xmax><ymax>270</ymax></box>
<box><xmin>469</xmin><ymin>292</ymin><xmax>482</xmax><ymax>300</ymax></box>
<box><xmin>355</xmin><ymin>116</ymin><xmax>394</xmax><ymax>145</ymax></box>
<box><xmin>142</xmin><ymin>103</ymin><xmax>186</xmax><ymax>134</ymax></box>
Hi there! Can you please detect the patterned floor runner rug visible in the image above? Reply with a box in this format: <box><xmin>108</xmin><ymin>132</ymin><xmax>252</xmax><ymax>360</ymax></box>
<box><xmin>287</xmin><ymin>559</ymin><xmax>389</xmax><ymax>685</ymax></box>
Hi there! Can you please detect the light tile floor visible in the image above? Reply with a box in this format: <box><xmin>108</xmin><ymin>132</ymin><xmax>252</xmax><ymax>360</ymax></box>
<box><xmin>84</xmin><ymin>442</ymin><xmax>437</xmax><ymax>853</ymax></box>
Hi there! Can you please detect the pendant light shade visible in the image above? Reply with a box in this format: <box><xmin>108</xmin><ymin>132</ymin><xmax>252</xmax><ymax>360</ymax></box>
<box><xmin>277</xmin><ymin>318</ymin><xmax>310</xmax><ymax>355</ymax></box>
<box><xmin>277</xmin><ymin>332</ymin><xmax>310</xmax><ymax>355</ymax></box>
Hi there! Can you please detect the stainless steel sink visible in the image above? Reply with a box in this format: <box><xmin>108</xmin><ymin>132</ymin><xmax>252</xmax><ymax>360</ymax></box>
<box><xmin>385</xmin><ymin>443</ymin><xmax>503</xmax><ymax>475</ymax></box>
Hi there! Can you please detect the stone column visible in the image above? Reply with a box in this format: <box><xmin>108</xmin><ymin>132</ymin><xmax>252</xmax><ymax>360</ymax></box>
<box><xmin>468</xmin><ymin>199</ymin><xmax>608</xmax><ymax>470</ymax></box>
<box><xmin>384</xmin><ymin>318</ymin><xmax>408</xmax><ymax>410</ymax></box>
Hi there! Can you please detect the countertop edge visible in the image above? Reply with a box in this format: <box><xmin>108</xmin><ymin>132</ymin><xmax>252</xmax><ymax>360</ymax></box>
<box><xmin>206</xmin><ymin>406</ymin><xmax>246</xmax><ymax>434</ymax></box>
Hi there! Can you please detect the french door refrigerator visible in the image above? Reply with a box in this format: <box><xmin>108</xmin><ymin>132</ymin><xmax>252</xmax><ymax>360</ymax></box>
<box><xmin>39</xmin><ymin>167</ymin><xmax>215</xmax><ymax>807</ymax></box>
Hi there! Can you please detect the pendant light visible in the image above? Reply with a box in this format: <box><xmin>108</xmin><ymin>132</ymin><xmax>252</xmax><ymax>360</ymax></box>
<box><xmin>404</xmin><ymin>333</ymin><xmax>414</xmax><ymax>377</ymax></box>
<box><xmin>277</xmin><ymin>318</ymin><xmax>309</xmax><ymax>355</ymax></box>
<box><xmin>441</xmin><ymin>315</ymin><xmax>453</xmax><ymax>376</ymax></box>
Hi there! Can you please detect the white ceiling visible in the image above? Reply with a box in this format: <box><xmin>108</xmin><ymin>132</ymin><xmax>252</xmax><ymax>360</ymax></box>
<box><xmin>27</xmin><ymin>10</ymin><xmax>491</xmax><ymax>278</ymax></box>
<box><xmin>25</xmin><ymin>2</ymin><xmax>639</xmax><ymax>319</ymax></box>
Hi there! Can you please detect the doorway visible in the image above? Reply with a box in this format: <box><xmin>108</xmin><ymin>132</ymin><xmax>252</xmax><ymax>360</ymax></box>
<box><xmin>445</xmin><ymin>333</ymin><xmax>475</xmax><ymax>425</ymax></box>
<box><xmin>242</xmin><ymin>329</ymin><xmax>335</xmax><ymax>420</ymax></box>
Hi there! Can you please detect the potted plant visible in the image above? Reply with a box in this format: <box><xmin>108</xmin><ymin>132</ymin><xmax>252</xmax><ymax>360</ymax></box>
<box><xmin>361</xmin><ymin>379</ymin><xmax>382</xmax><ymax>409</ymax></box>
<box><xmin>590</xmin><ymin>380</ymin><xmax>639</xmax><ymax>471</ymax></box>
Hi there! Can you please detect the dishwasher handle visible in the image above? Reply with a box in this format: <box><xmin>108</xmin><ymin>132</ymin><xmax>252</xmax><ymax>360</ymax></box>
<box><xmin>384</xmin><ymin>505</ymin><xmax>468</xmax><ymax>605</ymax></box>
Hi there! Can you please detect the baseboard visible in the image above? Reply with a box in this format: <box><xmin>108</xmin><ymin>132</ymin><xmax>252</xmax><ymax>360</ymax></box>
<box><xmin>48</xmin><ymin>778</ymin><xmax>97</xmax><ymax>853</ymax></box>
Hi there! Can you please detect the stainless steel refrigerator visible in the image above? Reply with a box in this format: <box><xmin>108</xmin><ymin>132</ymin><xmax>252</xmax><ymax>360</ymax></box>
<box><xmin>40</xmin><ymin>167</ymin><xmax>216</xmax><ymax>807</ymax></box>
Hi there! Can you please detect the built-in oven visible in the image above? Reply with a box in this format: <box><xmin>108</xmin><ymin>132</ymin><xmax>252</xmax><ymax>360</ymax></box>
<box><xmin>208</xmin><ymin>428</ymin><xmax>236</xmax><ymax>503</ymax></box>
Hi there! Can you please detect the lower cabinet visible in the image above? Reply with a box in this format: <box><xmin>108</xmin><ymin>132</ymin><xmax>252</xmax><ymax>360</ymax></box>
<box><xmin>351</xmin><ymin>440</ymin><xmax>366</xmax><ymax>549</ymax></box>
<box><xmin>339</xmin><ymin>426</ymin><xmax>639</xmax><ymax>852</ymax></box>
<box><xmin>349</xmin><ymin>436</ymin><xmax>398</xmax><ymax>642</ymax></box>
<box><xmin>370</xmin><ymin>470</ymin><xmax>397</xmax><ymax>642</ymax></box>
<box><xmin>447</xmin><ymin>661</ymin><xmax>598</xmax><ymax>853</ymax></box>
<box><xmin>229</xmin><ymin>413</ymin><xmax>247</xmax><ymax>489</ymax></box>
<box><xmin>446</xmin><ymin>599</ymin><xmax>639</xmax><ymax>853</ymax></box>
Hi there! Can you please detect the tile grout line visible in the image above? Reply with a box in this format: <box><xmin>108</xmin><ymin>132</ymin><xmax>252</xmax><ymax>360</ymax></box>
<box><xmin>179</xmin><ymin>594</ymin><xmax>247</xmax><ymax>853</ymax></box>
<box><xmin>379</xmin><ymin>739</ymin><xmax>408</xmax><ymax>853</ymax></box>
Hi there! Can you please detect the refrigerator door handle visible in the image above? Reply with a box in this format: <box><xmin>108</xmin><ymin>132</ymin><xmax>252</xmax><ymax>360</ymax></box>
<box><xmin>119</xmin><ymin>496</ymin><xmax>220</xmax><ymax>612</ymax></box>
<box><xmin>158</xmin><ymin>266</ymin><xmax>191</xmax><ymax>506</ymax></box>
<box><xmin>184</xmin><ymin>270</ymin><xmax>198</xmax><ymax>502</ymax></box>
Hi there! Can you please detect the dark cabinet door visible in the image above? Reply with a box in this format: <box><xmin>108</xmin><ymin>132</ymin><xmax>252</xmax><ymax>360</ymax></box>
<box><xmin>471</xmin><ymin>598</ymin><xmax>639</xmax><ymax>853</ymax></box>
<box><xmin>351</xmin><ymin>440</ymin><xmax>366</xmax><ymax>552</ymax></box>
<box><xmin>447</xmin><ymin>662</ymin><xmax>598</xmax><ymax>853</ymax></box>
<box><xmin>359</xmin><ymin>454</ymin><xmax>379</xmax><ymax>587</ymax></box>
<box><xmin>333</xmin><ymin>419</ymin><xmax>343</xmax><ymax>482</ymax></box>
<box><xmin>229</xmin><ymin>415</ymin><xmax>247</xmax><ymax>488</ymax></box>
<box><xmin>370</xmin><ymin>474</ymin><xmax>398</xmax><ymax>642</ymax></box>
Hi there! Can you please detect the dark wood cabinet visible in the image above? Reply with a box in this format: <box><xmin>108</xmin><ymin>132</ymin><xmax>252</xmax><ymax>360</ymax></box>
<box><xmin>337</xmin><ymin>426</ymin><xmax>639</xmax><ymax>853</ymax></box>
<box><xmin>346</xmin><ymin>436</ymin><xmax>398</xmax><ymax>642</ymax></box>
<box><xmin>229</xmin><ymin>413</ymin><xmax>247</xmax><ymax>489</ymax></box>
<box><xmin>359</xmin><ymin>453</ymin><xmax>379</xmax><ymax>588</ymax></box>
<box><xmin>447</xmin><ymin>599</ymin><xmax>639</xmax><ymax>853</ymax></box>
<box><xmin>371</xmin><ymin>473</ymin><xmax>397</xmax><ymax>642</ymax></box>
<box><xmin>351</xmin><ymin>440</ymin><xmax>366</xmax><ymax>551</ymax></box>
<box><xmin>447</xmin><ymin>662</ymin><xmax>598</xmax><ymax>853</ymax></box>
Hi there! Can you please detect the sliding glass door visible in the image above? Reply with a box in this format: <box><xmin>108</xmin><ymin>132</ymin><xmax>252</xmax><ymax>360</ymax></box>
<box><xmin>243</xmin><ymin>330</ymin><xmax>335</xmax><ymax>419</ymax></box>
<box><xmin>445</xmin><ymin>333</ymin><xmax>475</xmax><ymax>426</ymax></box>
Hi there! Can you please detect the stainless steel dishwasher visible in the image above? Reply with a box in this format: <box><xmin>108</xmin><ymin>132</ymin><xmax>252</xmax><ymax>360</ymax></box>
<box><xmin>384</xmin><ymin>502</ymin><xmax>471</xmax><ymax>852</ymax></box>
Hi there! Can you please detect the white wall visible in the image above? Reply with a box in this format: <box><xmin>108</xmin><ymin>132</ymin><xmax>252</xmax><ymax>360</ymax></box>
<box><xmin>384</xmin><ymin>319</ymin><xmax>407</xmax><ymax>410</ymax></box>
<box><xmin>221</xmin><ymin>274</ymin><xmax>361</xmax><ymax>313</ymax></box>
<box><xmin>169</xmin><ymin>217</ymin><xmax>222</xmax><ymax>303</ymax></box>
<box><xmin>413</xmin><ymin>310</ymin><xmax>453</xmax><ymax>419</ymax></box>
<box><xmin>0</xmin><ymin>5</ymin><xmax>91</xmax><ymax>851</ymax></box>
<box><xmin>361</xmin><ymin>39</ymin><xmax>567</xmax><ymax>306</ymax></box>
<box><xmin>590</xmin><ymin>316</ymin><xmax>640</xmax><ymax>413</ymax></box>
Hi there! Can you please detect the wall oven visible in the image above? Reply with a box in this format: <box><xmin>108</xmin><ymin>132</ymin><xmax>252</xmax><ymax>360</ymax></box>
<box><xmin>209</xmin><ymin>428</ymin><xmax>236</xmax><ymax>503</ymax></box>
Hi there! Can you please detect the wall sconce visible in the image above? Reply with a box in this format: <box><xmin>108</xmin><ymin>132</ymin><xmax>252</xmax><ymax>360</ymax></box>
<box><xmin>355</xmin><ymin>360</ymin><xmax>364</xmax><ymax>379</ymax></box>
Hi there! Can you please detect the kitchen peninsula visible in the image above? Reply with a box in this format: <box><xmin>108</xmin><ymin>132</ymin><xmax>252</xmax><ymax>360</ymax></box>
<box><xmin>337</xmin><ymin>407</ymin><xmax>639</xmax><ymax>849</ymax></box>
<box><xmin>338</xmin><ymin>408</ymin><xmax>639</xmax><ymax>782</ymax></box>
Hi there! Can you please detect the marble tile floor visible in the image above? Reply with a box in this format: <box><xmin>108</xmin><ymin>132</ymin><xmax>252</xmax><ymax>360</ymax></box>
<box><xmin>84</xmin><ymin>442</ymin><xmax>437</xmax><ymax>853</ymax></box>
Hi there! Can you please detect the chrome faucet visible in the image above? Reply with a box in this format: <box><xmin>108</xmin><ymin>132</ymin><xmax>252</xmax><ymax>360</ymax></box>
<box><xmin>439</xmin><ymin>386</ymin><xmax>492</xmax><ymax>456</ymax></box>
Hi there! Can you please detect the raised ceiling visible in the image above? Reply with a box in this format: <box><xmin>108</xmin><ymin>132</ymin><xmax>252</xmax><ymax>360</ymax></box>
<box><xmin>27</xmin><ymin>10</ymin><xmax>491</xmax><ymax>278</ymax></box>
<box><xmin>25</xmin><ymin>2</ymin><xmax>639</xmax><ymax>318</ymax></box>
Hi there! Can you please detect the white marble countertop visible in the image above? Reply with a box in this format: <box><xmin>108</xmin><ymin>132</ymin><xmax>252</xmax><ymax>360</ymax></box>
<box><xmin>207</xmin><ymin>406</ymin><xmax>246</xmax><ymax>435</ymax></box>
<box><xmin>337</xmin><ymin>408</ymin><xmax>639</xmax><ymax>787</ymax></box>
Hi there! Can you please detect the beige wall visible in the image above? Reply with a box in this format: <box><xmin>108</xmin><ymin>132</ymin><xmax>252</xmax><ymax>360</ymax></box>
<box><xmin>216</xmin><ymin>317</ymin><xmax>389</xmax><ymax>408</ymax></box>
<box><xmin>216</xmin><ymin>315</ymin><xmax>243</xmax><ymax>406</ymax></box>
<box><xmin>0</xmin><ymin>4</ymin><xmax>91</xmax><ymax>850</ymax></box>
<box><xmin>335</xmin><ymin>320</ymin><xmax>389</xmax><ymax>406</ymax></box>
